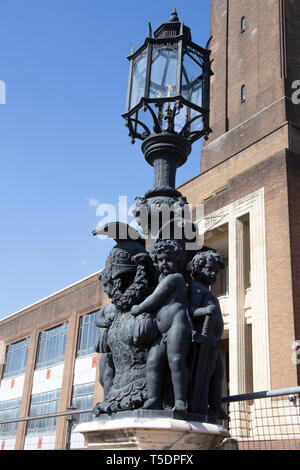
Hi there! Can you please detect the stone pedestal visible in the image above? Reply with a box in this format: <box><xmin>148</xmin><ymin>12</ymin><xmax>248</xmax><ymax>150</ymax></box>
<box><xmin>75</xmin><ymin>410</ymin><xmax>229</xmax><ymax>450</ymax></box>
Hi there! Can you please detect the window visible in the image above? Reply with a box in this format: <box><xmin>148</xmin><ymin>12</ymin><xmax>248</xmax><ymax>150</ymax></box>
<box><xmin>26</xmin><ymin>389</ymin><xmax>60</xmax><ymax>435</ymax></box>
<box><xmin>71</xmin><ymin>382</ymin><xmax>94</xmax><ymax>424</ymax></box>
<box><xmin>205</xmin><ymin>223</ymin><xmax>229</xmax><ymax>298</ymax></box>
<box><xmin>2</xmin><ymin>337</ymin><xmax>30</xmax><ymax>379</ymax></box>
<box><xmin>35</xmin><ymin>323</ymin><xmax>68</xmax><ymax>370</ymax></box>
<box><xmin>213</xmin><ymin>263</ymin><xmax>229</xmax><ymax>297</ymax></box>
<box><xmin>0</xmin><ymin>398</ymin><xmax>21</xmax><ymax>438</ymax></box>
<box><xmin>245</xmin><ymin>324</ymin><xmax>254</xmax><ymax>393</ymax></box>
<box><xmin>243</xmin><ymin>217</ymin><xmax>251</xmax><ymax>288</ymax></box>
<box><xmin>76</xmin><ymin>311</ymin><xmax>99</xmax><ymax>358</ymax></box>
<box><xmin>241</xmin><ymin>16</ymin><xmax>246</xmax><ymax>33</ymax></box>
<box><xmin>241</xmin><ymin>84</ymin><xmax>246</xmax><ymax>102</ymax></box>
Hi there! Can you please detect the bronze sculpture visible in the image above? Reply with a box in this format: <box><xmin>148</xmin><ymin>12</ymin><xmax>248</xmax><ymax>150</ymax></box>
<box><xmin>93</xmin><ymin>226</ymin><xmax>226</xmax><ymax>420</ymax></box>
<box><xmin>188</xmin><ymin>249</ymin><xmax>227</xmax><ymax>418</ymax></box>
<box><xmin>93</xmin><ymin>228</ymin><xmax>159</xmax><ymax>415</ymax></box>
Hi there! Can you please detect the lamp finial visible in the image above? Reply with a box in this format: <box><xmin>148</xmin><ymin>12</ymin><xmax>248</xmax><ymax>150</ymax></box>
<box><xmin>169</xmin><ymin>7</ymin><xmax>179</xmax><ymax>23</ymax></box>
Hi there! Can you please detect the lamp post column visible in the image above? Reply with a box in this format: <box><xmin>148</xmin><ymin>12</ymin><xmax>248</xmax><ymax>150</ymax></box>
<box><xmin>142</xmin><ymin>132</ymin><xmax>191</xmax><ymax>194</ymax></box>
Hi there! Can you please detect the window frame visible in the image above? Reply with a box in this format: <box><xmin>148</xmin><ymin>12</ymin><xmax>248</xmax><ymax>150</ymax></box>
<box><xmin>241</xmin><ymin>16</ymin><xmax>246</xmax><ymax>33</ymax></box>
<box><xmin>2</xmin><ymin>337</ymin><xmax>30</xmax><ymax>379</ymax></box>
<box><xmin>241</xmin><ymin>84</ymin><xmax>246</xmax><ymax>103</ymax></box>
<box><xmin>35</xmin><ymin>323</ymin><xmax>68</xmax><ymax>370</ymax></box>
<box><xmin>76</xmin><ymin>311</ymin><xmax>99</xmax><ymax>359</ymax></box>
<box><xmin>71</xmin><ymin>382</ymin><xmax>95</xmax><ymax>424</ymax></box>
<box><xmin>0</xmin><ymin>397</ymin><xmax>21</xmax><ymax>438</ymax></box>
<box><xmin>26</xmin><ymin>389</ymin><xmax>61</xmax><ymax>436</ymax></box>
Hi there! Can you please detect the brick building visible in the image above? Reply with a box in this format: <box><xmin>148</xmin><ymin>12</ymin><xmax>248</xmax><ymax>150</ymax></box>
<box><xmin>0</xmin><ymin>273</ymin><xmax>106</xmax><ymax>449</ymax></box>
<box><xmin>0</xmin><ymin>0</ymin><xmax>300</xmax><ymax>450</ymax></box>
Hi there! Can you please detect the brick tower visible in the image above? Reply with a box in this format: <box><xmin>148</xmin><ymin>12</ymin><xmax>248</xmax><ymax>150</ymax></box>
<box><xmin>180</xmin><ymin>0</ymin><xmax>300</xmax><ymax>395</ymax></box>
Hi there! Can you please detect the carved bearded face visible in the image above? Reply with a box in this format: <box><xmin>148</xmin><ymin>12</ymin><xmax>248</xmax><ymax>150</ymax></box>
<box><xmin>99</xmin><ymin>267</ymin><xmax>114</xmax><ymax>298</ymax></box>
<box><xmin>103</xmin><ymin>279</ymin><xmax>114</xmax><ymax>298</ymax></box>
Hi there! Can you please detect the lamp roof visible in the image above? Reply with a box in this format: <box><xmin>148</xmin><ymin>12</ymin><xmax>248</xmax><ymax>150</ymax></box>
<box><xmin>153</xmin><ymin>9</ymin><xmax>191</xmax><ymax>41</ymax></box>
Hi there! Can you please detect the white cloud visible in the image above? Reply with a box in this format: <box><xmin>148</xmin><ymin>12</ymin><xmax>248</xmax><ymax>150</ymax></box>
<box><xmin>88</xmin><ymin>197</ymin><xmax>100</xmax><ymax>207</ymax></box>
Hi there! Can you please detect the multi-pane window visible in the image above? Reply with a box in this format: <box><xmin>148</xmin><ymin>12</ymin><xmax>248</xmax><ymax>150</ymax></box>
<box><xmin>71</xmin><ymin>382</ymin><xmax>94</xmax><ymax>424</ymax></box>
<box><xmin>212</xmin><ymin>262</ymin><xmax>229</xmax><ymax>298</ymax></box>
<box><xmin>76</xmin><ymin>311</ymin><xmax>99</xmax><ymax>358</ymax></box>
<box><xmin>2</xmin><ymin>337</ymin><xmax>30</xmax><ymax>379</ymax></box>
<box><xmin>0</xmin><ymin>398</ymin><xmax>21</xmax><ymax>438</ymax></box>
<box><xmin>35</xmin><ymin>323</ymin><xmax>68</xmax><ymax>370</ymax></box>
<box><xmin>26</xmin><ymin>389</ymin><xmax>61</xmax><ymax>435</ymax></box>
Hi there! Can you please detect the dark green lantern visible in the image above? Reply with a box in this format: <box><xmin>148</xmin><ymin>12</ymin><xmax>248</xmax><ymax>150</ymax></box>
<box><xmin>123</xmin><ymin>8</ymin><xmax>213</xmax><ymax>145</ymax></box>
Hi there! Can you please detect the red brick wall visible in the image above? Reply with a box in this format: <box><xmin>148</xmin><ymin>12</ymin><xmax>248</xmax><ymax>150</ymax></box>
<box><xmin>286</xmin><ymin>152</ymin><xmax>300</xmax><ymax>383</ymax></box>
<box><xmin>202</xmin><ymin>0</ymin><xmax>286</xmax><ymax>172</ymax></box>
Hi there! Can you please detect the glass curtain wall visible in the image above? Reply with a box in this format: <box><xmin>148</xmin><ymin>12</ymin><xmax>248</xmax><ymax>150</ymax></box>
<box><xmin>0</xmin><ymin>398</ymin><xmax>21</xmax><ymax>438</ymax></box>
<box><xmin>35</xmin><ymin>323</ymin><xmax>68</xmax><ymax>370</ymax></box>
<box><xmin>26</xmin><ymin>389</ymin><xmax>61</xmax><ymax>436</ymax></box>
<box><xmin>2</xmin><ymin>338</ymin><xmax>30</xmax><ymax>379</ymax></box>
<box><xmin>71</xmin><ymin>382</ymin><xmax>94</xmax><ymax>424</ymax></box>
<box><xmin>76</xmin><ymin>312</ymin><xmax>99</xmax><ymax>358</ymax></box>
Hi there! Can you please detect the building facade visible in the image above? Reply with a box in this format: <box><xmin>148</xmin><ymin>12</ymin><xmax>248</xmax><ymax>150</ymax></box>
<box><xmin>0</xmin><ymin>273</ymin><xmax>105</xmax><ymax>449</ymax></box>
<box><xmin>0</xmin><ymin>0</ymin><xmax>300</xmax><ymax>449</ymax></box>
<box><xmin>180</xmin><ymin>0</ymin><xmax>300</xmax><ymax>392</ymax></box>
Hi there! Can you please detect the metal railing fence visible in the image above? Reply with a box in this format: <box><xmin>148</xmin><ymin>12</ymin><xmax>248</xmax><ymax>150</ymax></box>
<box><xmin>222</xmin><ymin>386</ymin><xmax>300</xmax><ymax>450</ymax></box>
<box><xmin>0</xmin><ymin>407</ymin><xmax>93</xmax><ymax>450</ymax></box>
<box><xmin>0</xmin><ymin>386</ymin><xmax>299</xmax><ymax>450</ymax></box>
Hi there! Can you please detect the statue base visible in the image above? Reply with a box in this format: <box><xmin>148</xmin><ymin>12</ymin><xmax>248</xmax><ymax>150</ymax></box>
<box><xmin>75</xmin><ymin>410</ymin><xmax>229</xmax><ymax>450</ymax></box>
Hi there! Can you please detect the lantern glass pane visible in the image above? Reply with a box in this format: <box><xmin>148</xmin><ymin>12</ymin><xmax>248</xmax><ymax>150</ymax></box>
<box><xmin>130</xmin><ymin>49</ymin><xmax>148</xmax><ymax>109</ymax></box>
<box><xmin>173</xmin><ymin>105</ymin><xmax>203</xmax><ymax>133</ymax></box>
<box><xmin>174</xmin><ymin>104</ymin><xmax>188</xmax><ymax>133</ymax></box>
<box><xmin>181</xmin><ymin>48</ymin><xmax>203</xmax><ymax>108</ymax></box>
<box><xmin>130</xmin><ymin>108</ymin><xmax>156</xmax><ymax>138</ymax></box>
<box><xmin>190</xmin><ymin>113</ymin><xmax>203</xmax><ymax>133</ymax></box>
<box><xmin>149</xmin><ymin>45</ymin><xmax>178</xmax><ymax>99</ymax></box>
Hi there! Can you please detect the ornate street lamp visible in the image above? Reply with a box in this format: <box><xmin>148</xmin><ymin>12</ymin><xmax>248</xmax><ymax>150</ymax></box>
<box><xmin>89</xmin><ymin>9</ymin><xmax>228</xmax><ymax>428</ymax></box>
<box><xmin>122</xmin><ymin>9</ymin><xmax>213</xmax><ymax>244</ymax></box>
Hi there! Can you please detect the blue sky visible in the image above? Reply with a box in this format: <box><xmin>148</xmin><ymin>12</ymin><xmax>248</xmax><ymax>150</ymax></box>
<box><xmin>0</xmin><ymin>0</ymin><xmax>211</xmax><ymax>318</ymax></box>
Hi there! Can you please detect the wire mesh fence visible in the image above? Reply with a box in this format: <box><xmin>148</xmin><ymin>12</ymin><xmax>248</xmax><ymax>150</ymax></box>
<box><xmin>0</xmin><ymin>407</ymin><xmax>93</xmax><ymax>450</ymax></box>
<box><xmin>0</xmin><ymin>386</ymin><xmax>299</xmax><ymax>450</ymax></box>
<box><xmin>222</xmin><ymin>387</ymin><xmax>300</xmax><ymax>450</ymax></box>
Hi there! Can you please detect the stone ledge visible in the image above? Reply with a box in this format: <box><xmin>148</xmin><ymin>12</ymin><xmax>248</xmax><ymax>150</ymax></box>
<box><xmin>75</xmin><ymin>414</ymin><xmax>230</xmax><ymax>450</ymax></box>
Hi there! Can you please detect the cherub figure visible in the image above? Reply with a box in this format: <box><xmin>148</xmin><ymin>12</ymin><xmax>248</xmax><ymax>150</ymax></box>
<box><xmin>131</xmin><ymin>239</ymin><xmax>191</xmax><ymax>411</ymax></box>
<box><xmin>188</xmin><ymin>249</ymin><xmax>227</xmax><ymax>418</ymax></box>
<box><xmin>95</xmin><ymin>266</ymin><xmax>116</xmax><ymax>398</ymax></box>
